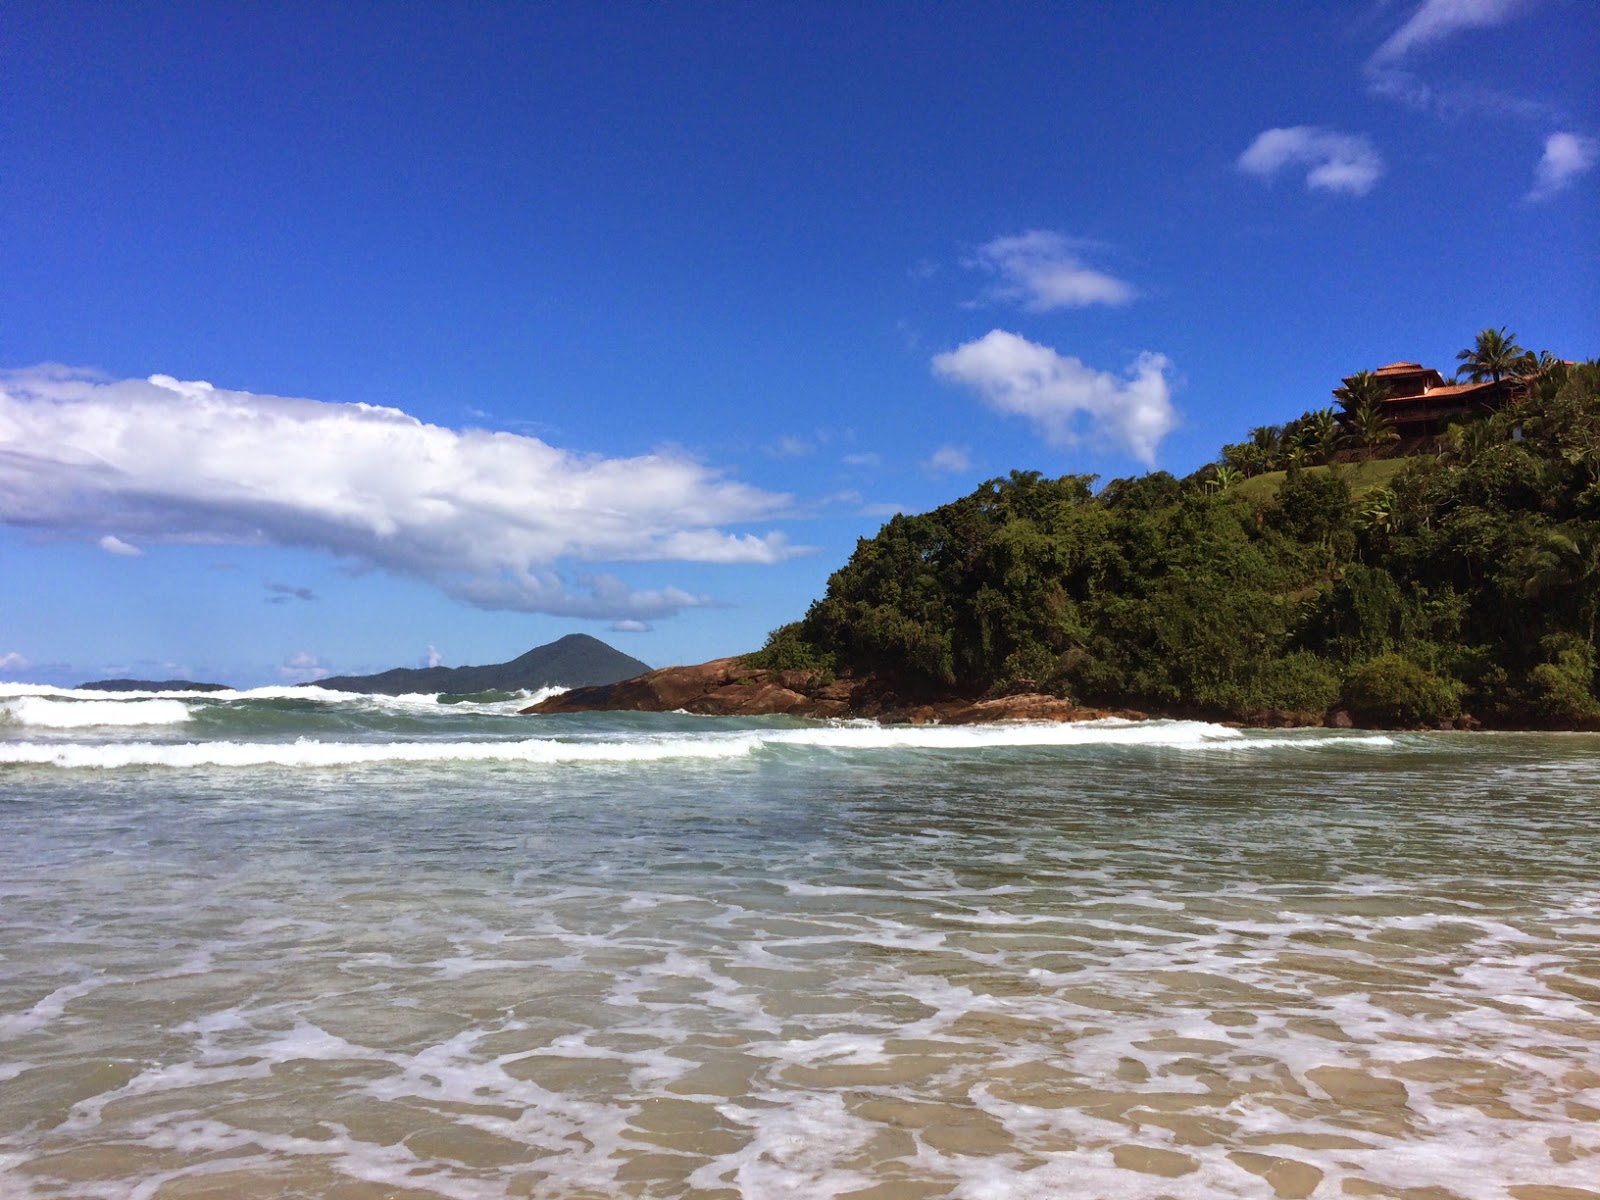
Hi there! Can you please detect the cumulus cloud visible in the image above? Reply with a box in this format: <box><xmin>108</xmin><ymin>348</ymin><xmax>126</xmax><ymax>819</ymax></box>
<box><xmin>1370</xmin><ymin>0</ymin><xmax>1532</xmax><ymax>64</ymax></box>
<box><xmin>609</xmin><ymin>619</ymin><xmax>651</xmax><ymax>633</ymax></box>
<box><xmin>0</xmin><ymin>367</ymin><xmax>797</xmax><ymax>621</ymax></box>
<box><xmin>0</xmin><ymin>651</ymin><xmax>29</xmax><ymax>672</ymax></box>
<box><xmin>932</xmin><ymin>330</ymin><xmax>1176</xmax><ymax>466</ymax></box>
<box><xmin>966</xmin><ymin>231</ymin><xmax>1135</xmax><ymax>310</ymax></box>
<box><xmin>1238</xmin><ymin>127</ymin><xmax>1385</xmax><ymax>196</ymax></box>
<box><xmin>279</xmin><ymin>651</ymin><xmax>330</xmax><ymax>683</ymax></box>
<box><xmin>98</xmin><ymin>534</ymin><xmax>142</xmax><ymax>556</ymax></box>
<box><xmin>926</xmin><ymin>446</ymin><xmax>972</xmax><ymax>474</ymax></box>
<box><xmin>425</xmin><ymin>644</ymin><xmax>444</xmax><ymax>668</ymax></box>
<box><xmin>1527</xmin><ymin>131</ymin><xmax>1598</xmax><ymax>201</ymax></box>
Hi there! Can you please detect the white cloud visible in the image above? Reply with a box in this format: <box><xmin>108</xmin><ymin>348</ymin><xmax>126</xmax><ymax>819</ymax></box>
<box><xmin>1366</xmin><ymin>1</ymin><xmax>1546</xmax><ymax>115</ymax></box>
<box><xmin>0</xmin><ymin>651</ymin><xmax>29</xmax><ymax>672</ymax></box>
<box><xmin>1527</xmin><ymin>131</ymin><xmax>1598</xmax><ymax>201</ymax></box>
<box><xmin>609</xmin><ymin>619</ymin><xmax>651</xmax><ymax>633</ymax></box>
<box><xmin>932</xmin><ymin>330</ymin><xmax>1177</xmax><ymax>466</ymax></box>
<box><xmin>926</xmin><ymin>446</ymin><xmax>972</xmax><ymax>474</ymax></box>
<box><xmin>841</xmin><ymin>452</ymin><xmax>882</xmax><ymax>468</ymax></box>
<box><xmin>0</xmin><ymin>367</ymin><xmax>798</xmax><ymax>621</ymax></box>
<box><xmin>1370</xmin><ymin>0</ymin><xmax>1532</xmax><ymax>64</ymax></box>
<box><xmin>425</xmin><ymin>644</ymin><xmax>444</xmax><ymax>668</ymax></box>
<box><xmin>1238</xmin><ymin>127</ymin><xmax>1384</xmax><ymax>196</ymax></box>
<box><xmin>967</xmin><ymin>231</ymin><xmax>1135</xmax><ymax>310</ymax></box>
<box><xmin>279</xmin><ymin>651</ymin><xmax>330</xmax><ymax>683</ymax></box>
<box><xmin>98</xmin><ymin>534</ymin><xmax>142</xmax><ymax>556</ymax></box>
<box><xmin>769</xmin><ymin>436</ymin><xmax>816</xmax><ymax>458</ymax></box>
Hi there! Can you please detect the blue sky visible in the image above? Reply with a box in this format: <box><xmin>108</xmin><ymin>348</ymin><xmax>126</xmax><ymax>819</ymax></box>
<box><xmin>2</xmin><ymin>0</ymin><xmax>1596</xmax><ymax>687</ymax></box>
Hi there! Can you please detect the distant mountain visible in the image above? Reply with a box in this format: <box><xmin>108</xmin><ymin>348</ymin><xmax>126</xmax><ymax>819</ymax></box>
<box><xmin>79</xmin><ymin>678</ymin><xmax>232</xmax><ymax>692</ymax></box>
<box><xmin>312</xmin><ymin>634</ymin><xmax>651</xmax><ymax>696</ymax></box>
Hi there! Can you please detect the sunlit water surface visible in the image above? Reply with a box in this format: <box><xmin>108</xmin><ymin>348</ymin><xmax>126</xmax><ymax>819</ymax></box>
<box><xmin>2</xmin><ymin>685</ymin><xmax>1597</xmax><ymax>1198</ymax></box>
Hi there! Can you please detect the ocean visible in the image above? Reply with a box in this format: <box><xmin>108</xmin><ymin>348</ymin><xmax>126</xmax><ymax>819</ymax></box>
<box><xmin>1</xmin><ymin>684</ymin><xmax>1597</xmax><ymax>1199</ymax></box>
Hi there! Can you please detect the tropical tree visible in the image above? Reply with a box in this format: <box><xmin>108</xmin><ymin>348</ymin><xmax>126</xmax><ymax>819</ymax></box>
<box><xmin>1333</xmin><ymin>370</ymin><xmax>1390</xmax><ymax>417</ymax></box>
<box><xmin>1301</xmin><ymin>408</ymin><xmax>1340</xmax><ymax>463</ymax></box>
<box><xmin>1249</xmin><ymin>425</ymin><xmax>1284</xmax><ymax>472</ymax></box>
<box><xmin>1457</xmin><ymin>327</ymin><xmax>1527</xmax><ymax>383</ymax></box>
<box><xmin>1358</xmin><ymin>487</ymin><xmax>1397</xmax><ymax>542</ymax></box>
<box><xmin>1523</xmin><ymin>526</ymin><xmax>1600</xmax><ymax>644</ymax></box>
<box><xmin>1220</xmin><ymin>441</ymin><xmax>1260</xmax><ymax>476</ymax></box>
<box><xmin>1523</xmin><ymin>352</ymin><xmax>1569</xmax><ymax>406</ymax></box>
<box><xmin>1344</xmin><ymin>402</ymin><xmax>1399</xmax><ymax>460</ymax></box>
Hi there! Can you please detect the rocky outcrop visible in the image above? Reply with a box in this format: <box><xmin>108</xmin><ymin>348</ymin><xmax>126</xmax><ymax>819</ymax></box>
<box><xmin>520</xmin><ymin>658</ymin><xmax>1135</xmax><ymax>724</ymax></box>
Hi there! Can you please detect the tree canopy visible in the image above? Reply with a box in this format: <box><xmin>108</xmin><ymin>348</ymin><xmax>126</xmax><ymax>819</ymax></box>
<box><xmin>755</xmin><ymin>351</ymin><xmax>1600</xmax><ymax>728</ymax></box>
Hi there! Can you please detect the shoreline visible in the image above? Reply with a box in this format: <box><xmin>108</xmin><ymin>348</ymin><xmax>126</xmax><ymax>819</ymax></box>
<box><xmin>519</xmin><ymin>657</ymin><xmax>1510</xmax><ymax>731</ymax></box>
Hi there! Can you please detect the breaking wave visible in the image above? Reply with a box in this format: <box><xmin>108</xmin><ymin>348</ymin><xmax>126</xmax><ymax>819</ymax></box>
<box><xmin>0</xmin><ymin>719</ymin><xmax>1393</xmax><ymax>770</ymax></box>
<box><xmin>0</xmin><ymin>696</ymin><xmax>193</xmax><ymax>729</ymax></box>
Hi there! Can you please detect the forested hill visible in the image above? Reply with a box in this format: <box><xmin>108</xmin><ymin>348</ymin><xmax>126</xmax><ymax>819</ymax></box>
<box><xmin>314</xmin><ymin>634</ymin><xmax>650</xmax><ymax>696</ymax></box>
<box><xmin>751</xmin><ymin>359</ymin><xmax>1600</xmax><ymax>729</ymax></box>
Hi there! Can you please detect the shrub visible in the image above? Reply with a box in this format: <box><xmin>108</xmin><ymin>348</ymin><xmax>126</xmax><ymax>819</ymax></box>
<box><xmin>1255</xmin><ymin>651</ymin><xmax>1341</xmax><ymax>714</ymax></box>
<box><xmin>1524</xmin><ymin>664</ymin><xmax>1600</xmax><ymax>725</ymax></box>
<box><xmin>1523</xmin><ymin>634</ymin><xmax>1600</xmax><ymax>725</ymax></box>
<box><xmin>1342</xmin><ymin>654</ymin><xmax>1461</xmax><ymax>727</ymax></box>
<box><xmin>741</xmin><ymin>622</ymin><xmax>835</xmax><ymax>680</ymax></box>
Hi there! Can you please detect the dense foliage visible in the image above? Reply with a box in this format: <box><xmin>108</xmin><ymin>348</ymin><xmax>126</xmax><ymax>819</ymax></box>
<box><xmin>759</xmin><ymin>356</ymin><xmax>1600</xmax><ymax>727</ymax></box>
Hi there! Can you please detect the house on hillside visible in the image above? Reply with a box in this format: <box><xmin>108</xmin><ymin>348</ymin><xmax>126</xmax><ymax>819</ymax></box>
<box><xmin>1348</xmin><ymin>361</ymin><xmax>1523</xmax><ymax>439</ymax></box>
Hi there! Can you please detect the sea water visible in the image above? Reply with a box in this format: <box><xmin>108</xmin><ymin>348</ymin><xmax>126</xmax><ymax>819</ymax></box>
<box><xmin>1</xmin><ymin>684</ymin><xmax>1597</xmax><ymax>1199</ymax></box>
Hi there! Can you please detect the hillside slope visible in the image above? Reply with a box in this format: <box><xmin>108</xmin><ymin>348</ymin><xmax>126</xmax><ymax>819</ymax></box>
<box><xmin>314</xmin><ymin>634</ymin><xmax>649</xmax><ymax>696</ymax></box>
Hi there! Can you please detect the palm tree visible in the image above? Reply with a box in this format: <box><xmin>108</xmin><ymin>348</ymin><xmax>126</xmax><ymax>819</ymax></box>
<box><xmin>1457</xmin><ymin>327</ymin><xmax>1527</xmax><ymax>383</ymax></box>
<box><xmin>1524</xmin><ymin>527</ymin><xmax>1600</xmax><ymax>644</ymax></box>
<box><xmin>1524</xmin><ymin>351</ymin><xmax>1569</xmax><ymax>406</ymax></box>
<box><xmin>1344</xmin><ymin>402</ymin><xmax>1399</xmax><ymax>460</ymax></box>
<box><xmin>1221</xmin><ymin>442</ymin><xmax>1258</xmax><ymax>476</ymax></box>
<box><xmin>1248</xmin><ymin>425</ymin><xmax>1284</xmax><ymax>472</ymax></box>
<box><xmin>1302</xmin><ymin>408</ymin><xmax>1340</xmax><ymax>464</ymax></box>
<box><xmin>1333</xmin><ymin>371</ymin><xmax>1390</xmax><ymax>417</ymax></box>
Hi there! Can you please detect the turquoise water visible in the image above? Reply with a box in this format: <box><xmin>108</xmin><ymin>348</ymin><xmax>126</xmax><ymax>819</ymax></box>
<box><xmin>2</xmin><ymin>684</ymin><xmax>1598</xmax><ymax>1198</ymax></box>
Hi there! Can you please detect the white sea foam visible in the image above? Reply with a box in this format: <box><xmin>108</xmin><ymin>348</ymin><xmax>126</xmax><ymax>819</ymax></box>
<box><xmin>0</xmin><ymin>682</ymin><xmax>566</xmax><ymax>708</ymax></box>
<box><xmin>0</xmin><ymin>718</ymin><xmax>1398</xmax><ymax>770</ymax></box>
<box><xmin>0</xmin><ymin>734</ymin><xmax>767</xmax><ymax>770</ymax></box>
<box><xmin>763</xmin><ymin>717</ymin><xmax>1394</xmax><ymax>752</ymax></box>
<box><xmin>0</xmin><ymin>696</ymin><xmax>192</xmax><ymax>729</ymax></box>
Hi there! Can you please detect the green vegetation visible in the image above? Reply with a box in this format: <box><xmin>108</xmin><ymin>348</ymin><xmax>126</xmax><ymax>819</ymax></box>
<box><xmin>765</xmin><ymin>350</ymin><xmax>1600</xmax><ymax>728</ymax></box>
<box><xmin>742</xmin><ymin>622</ymin><xmax>836</xmax><ymax>681</ymax></box>
<box><xmin>1231</xmin><ymin>457</ymin><xmax>1405</xmax><ymax>504</ymax></box>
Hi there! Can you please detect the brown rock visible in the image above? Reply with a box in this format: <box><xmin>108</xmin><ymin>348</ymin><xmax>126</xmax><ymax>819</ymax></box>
<box><xmin>522</xmin><ymin>658</ymin><xmax>1106</xmax><ymax>726</ymax></box>
<box><xmin>688</xmin><ymin>682</ymin><xmax>810</xmax><ymax>716</ymax></box>
<box><xmin>1326</xmin><ymin>709</ymin><xmax>1354</xmax><ymax>729</ymax></box>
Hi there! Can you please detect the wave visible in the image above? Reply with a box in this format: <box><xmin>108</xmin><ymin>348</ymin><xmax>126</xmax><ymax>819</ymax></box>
<box><xmin>0</xmin><ymin>718</ymin><xmax>1394</xmax><ymax>770</ymax></box>
<box><xmin>763</xmin><ymin>718</ymin><xmax>1240</xmax><ymax>751</ymax></box>
<box><xmin>0</xmin><ymin>696</ymin><xmax>193</xmax><ymax>729</ymax></box>
<box><xmin>0</xmin><ymin>682</ymin><xmax>565</xmax><ymax>713</ymax></box>
<box><xmin>0</xmin><ymin>734</ymin><xmax>765</xmax><ymax>770</ymax></box>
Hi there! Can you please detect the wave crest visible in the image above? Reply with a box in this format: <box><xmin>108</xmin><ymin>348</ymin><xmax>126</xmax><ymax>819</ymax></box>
<box><xmin>0</xmin><ymin>697</ymin><xmax>193</xmax><ymax>729</ymax></box>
